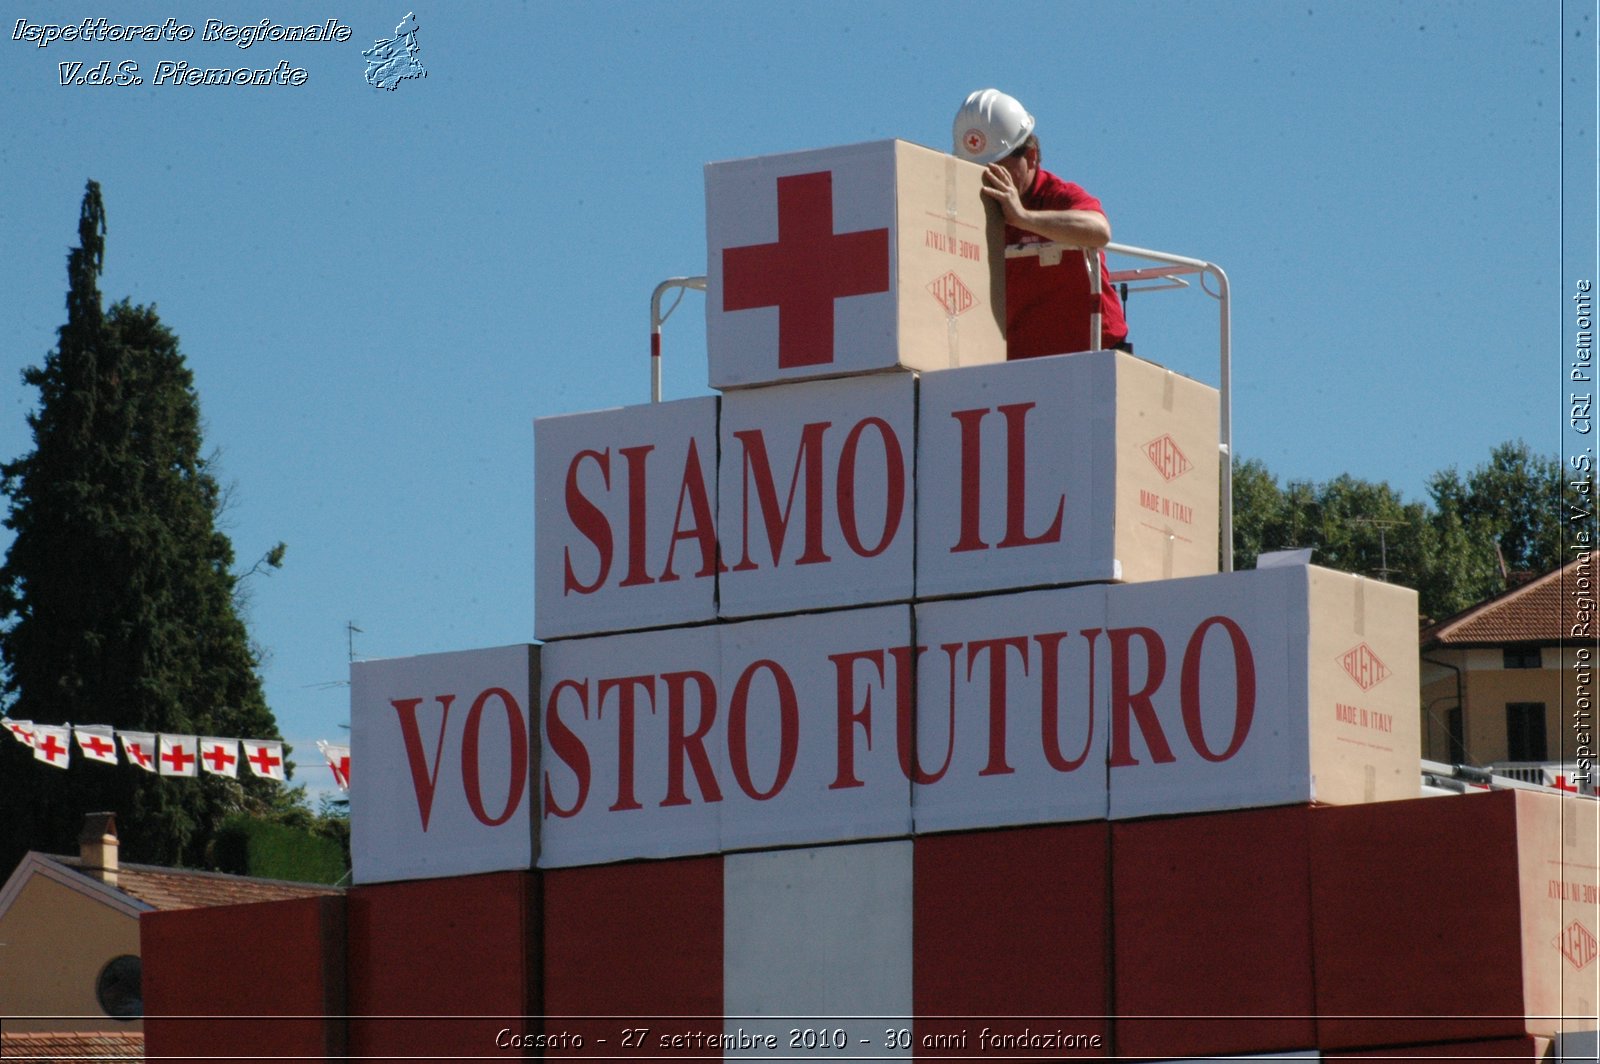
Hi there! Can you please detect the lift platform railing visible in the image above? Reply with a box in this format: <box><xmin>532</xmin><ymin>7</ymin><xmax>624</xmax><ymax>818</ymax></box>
<box><xmin>648</xmin><ymin>241</ymin><xmax>1233</xmax><ymax>571</ymax></box>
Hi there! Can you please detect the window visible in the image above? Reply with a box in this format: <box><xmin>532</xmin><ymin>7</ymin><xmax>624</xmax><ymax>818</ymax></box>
<box><xmin>1505</xmin><ymin>702</ymin><xmax>1548</xmax><ymax>763</ymax></box>
<box><xmin>95</xmin><ymin>954</ymin><xmax>142</xmax><ymax>1019</ymax></box>
<box><xmin>1503</xmin><ymin>646</ymin><xmax>1543</xmax><ymax>669</ymax></box>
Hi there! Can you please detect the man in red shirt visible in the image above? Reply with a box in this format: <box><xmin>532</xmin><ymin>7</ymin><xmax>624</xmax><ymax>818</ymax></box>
<box><xmin>953</xmin><ymin>89</ymin><xmax>1129</xmax><ymax>359</ymax></box>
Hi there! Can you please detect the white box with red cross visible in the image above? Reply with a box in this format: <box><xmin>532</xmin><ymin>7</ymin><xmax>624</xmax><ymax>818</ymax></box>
<box><xmin>705</xmin><ymin>139</ymin><xmax>1007</xmax><ymax>389</ymax></box>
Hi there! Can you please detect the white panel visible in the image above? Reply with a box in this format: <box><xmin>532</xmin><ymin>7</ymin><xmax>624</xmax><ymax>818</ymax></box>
<box><xmin>706</xmin><ymin>141</ymin><xmax>898</xmax><ymax>388</ymax></box>
<box><xmin>536</xmin><ymin>625</ymin><xmax>721</xmax><ymax>868</ymax></box>
<box><xmin>917</xmin><ymin>354</ymin><xmax>1116</xmax><ymax>598</ymax></box>
<box><xmin>913</xmin><ymin>587</ymin><xmax>1111</xmax><ymax>832</ymax></box>
<box><xmin>351</xmin><ymin>645</ymin><xmax>538</xmax><ymax>884</ymax></box>
<box><xmin>718</xmin><ymin>374</ymin><xmax>915</xmax><ymax>618</ymax></box>
<box><xmin>534</xmin><ymin>396</ymin><xmax>719</xmax><ymax>640</ymax></box>
<box><xmin>718</xmin><ymin>607</ymin><xmax>913</xmax><ymax>851</ymax></box>
<box><xmin>724</xmin><ymin>841</ymin><xmax>913</xmax><ymax>1061</ymax></box>
<box><xmin>1106</xmin><ymin>567</ymin><xmax>1313</xmax><ymax>818</ymax></box>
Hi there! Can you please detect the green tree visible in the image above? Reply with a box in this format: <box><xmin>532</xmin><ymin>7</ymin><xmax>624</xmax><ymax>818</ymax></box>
<box><xmin>0</xmin><ymin>182</ymin><xmax>286</xmax><ymax>872</ymax></box>
<box><xmin>1232</xmin><ymin>440</ymin><xmax>1593</xmax><ymax>623</ymax></box>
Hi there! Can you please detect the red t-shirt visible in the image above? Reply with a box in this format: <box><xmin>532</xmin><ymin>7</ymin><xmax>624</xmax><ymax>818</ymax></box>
<box><xmin>1003</xmin><ymin>169</ymin><xmax>1128</xmax><ymax>359</ymax></box>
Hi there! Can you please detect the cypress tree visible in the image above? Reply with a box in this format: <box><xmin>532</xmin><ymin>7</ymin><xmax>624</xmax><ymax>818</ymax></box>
<box><xmin>0</xmin><ymin>182</ymin><xmax>285</xmax><ymax>872</ymax></box>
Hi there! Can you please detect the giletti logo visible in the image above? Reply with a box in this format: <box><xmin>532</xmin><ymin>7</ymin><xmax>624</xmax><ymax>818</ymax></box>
<box><xmin>1556</xmin><ymin>920</ymin><xmax>1597</xmax><ymax>972</ymax></box>
<box><xmin>928</xmin><ymin>271</ymin><xmax>974</xmax><ymax>316</ymax></box>
<box><xmin>1338</xmin><ymin>643</ymin><xmax>1390</xmax><ymax>690</ymax></box>
<box><xmin>1144</xmin><ymin>434</ymin><xmax>1191</xmax><ymax>481</ymax></box>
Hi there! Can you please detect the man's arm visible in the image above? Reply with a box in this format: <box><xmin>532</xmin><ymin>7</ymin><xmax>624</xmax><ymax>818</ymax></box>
<box><xmin>982</xmin><ymin>164</ymin><xmax>1112</xmax><ymax>247</ymax></box>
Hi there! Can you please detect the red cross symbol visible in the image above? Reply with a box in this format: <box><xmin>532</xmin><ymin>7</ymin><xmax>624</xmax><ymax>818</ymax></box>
<box><xmin>332</xmin><ymin>756</ymin><xmax>350</xmax><ymax>789</ymax></box>
<box><xmin>248</xmin><ymin>746</ymin><xmax>281</xmax><ymax>776</ymax></box>
<box><xmin>125</xmin><ymin>743</ymin><xmax>152</xmax><ymax>769</ymax></box>
<box><xmin>79</xmin><ymin>734</ymin><xmax>115</xmax><ymax>759</ymax></box>
<box><xmin>12</xmin><ymin>725</ymin><xmax>35</xmax><ymax>747</ymax></box>
<box><xmin>36</xmin><ymin>732</ymin><xmax>67</xmax><ymax>763</ymax></box>
<box><xmin>162</xmin><ymin>743</ymin><xmax>195</xmax><ymax>773</ymax></box>
<box><xmin>202</xmin><ymin>744</ymin><xmax>236</xmax><ymax>772</ymax></box>
<box><xmin>722</xmin><ymin>170</ymin><xmax>890</xmax><ymax>369</ymax></box>
<box><xmin>1554</xmin><ymin>774</ymin><xmax>1581</xmax><ymax>793</ymax></box>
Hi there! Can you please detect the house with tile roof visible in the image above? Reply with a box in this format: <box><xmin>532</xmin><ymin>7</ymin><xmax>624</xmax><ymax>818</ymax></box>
<box><xmin>1420</xmin><ymin>557</ymin><xmax>1595</xmax><ymax>788</ymax></box>
<box><xmin>0</xmin><ymin>811</ymin><xmax>339</xmax><ymax>1050</ymax></box>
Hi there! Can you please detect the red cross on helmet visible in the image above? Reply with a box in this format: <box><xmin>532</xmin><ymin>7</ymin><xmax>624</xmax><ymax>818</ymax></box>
<box><xmin>952</xmin><ymin>88</ymin><xmax>1036</xmax><ymax>166</ymax></box>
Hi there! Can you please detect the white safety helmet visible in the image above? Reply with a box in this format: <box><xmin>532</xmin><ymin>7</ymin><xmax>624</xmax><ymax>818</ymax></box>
<box><xmin>952</xmin><ymin>88</ymin><xmax>1036</xmax><ymax>165</ymax></box>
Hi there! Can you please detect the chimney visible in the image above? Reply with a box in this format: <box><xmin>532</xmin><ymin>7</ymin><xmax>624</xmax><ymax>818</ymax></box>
<box><xmin>79</xmin><ymin>811</ymin><xmax>119</xmax><ymax>888</ymax></box>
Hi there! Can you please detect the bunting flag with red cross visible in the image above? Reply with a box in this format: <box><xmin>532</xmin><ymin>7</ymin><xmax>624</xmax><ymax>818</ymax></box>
<box><xmin>120</xmin><ymin>731</ymin><xmax>158</xmax><ymax>773</ymax></box>
<box><xmin>318</xmin><ymin>740</ymin><xmax>351</xmax><ymax>791</ymax></box>
<box><xmin>241</xmin><ymin>739</ymin><xmax>287</xmax><ymax>782</ymax></box>
<box><xmin>199</xmin><ymin>737</ymin><xmax>240</xmax><ymax>778</ymax></box>
<box><xmin>74</xmin><ymin>725</ymin><xmax>120</xmax><ymax>765</ymax></box>
<box><xmin>4</xmin><ymin>718</ymin><xmax>36</xmax><ymax>749</ymax></box>
<box><xmin>32</xmin><ymin>725</ymin><xmax>71</xmax><ymax>769</ymax></box>
<box><xmin>159</xmin><ymin>734</ymin><xmax>199</xmax><ymax>778</ymax></box>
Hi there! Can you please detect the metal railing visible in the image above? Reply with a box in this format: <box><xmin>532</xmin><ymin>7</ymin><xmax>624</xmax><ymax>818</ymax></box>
<box><xmin>648</xmin><ymin>241</ymin><xmax>1234</xmax><ymax>570</ymax></box>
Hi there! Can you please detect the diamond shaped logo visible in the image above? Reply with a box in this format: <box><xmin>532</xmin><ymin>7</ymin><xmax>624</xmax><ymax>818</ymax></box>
<box><xmin>1556</xmin><ymin>920</ymin><xmax>1597</xmax><ymax>972</ymax></box>
<box><xmin>1144</xmin><ymin>435</ymin><xmax>1192</xmax><ymax>482</ymax></box>
<box><xmin>1338</xmin><ymin>643</ymin><xmax>1391</xmax><ymax>691</ymax></box>
<box><xmin>927</xmin><ymin>271</ymin><xmax>974</xmax><ymax>316</ymax></box>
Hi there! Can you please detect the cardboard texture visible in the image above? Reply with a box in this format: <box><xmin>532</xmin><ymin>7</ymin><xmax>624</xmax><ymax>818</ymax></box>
<box><xmin>1107</xmin><ymin>565</ymin><xmax>1420</xmax><ymax>818</ymax></box>
<box><xmin>1312</xmin><ymin>791</ymin><xmax>1599</xmax><ymax>1048</ymax></box>
<box><xmin>345</xmin><ymin>872</ymin><xmax>539</xmax><ymax>1061</ymax></box>
<box><xmin>535</xmin><ymin>395</ymin><xmax>720</xmax><ymax>639</ymax></box>
<box><xmin>914</xmin><ymin>823</ymin><xmax>1112</xmax><ymax>1059</ymax></box>
<box><xmin>543</xmin><ymin>857</ymin><xmax>723</xmax><ymax>1057</ymax></box>
<box><xmin>350</xmin><ymin>645</ymin><xmax>540</xmax><ymax>884</ymax></box>
<box><xmin>917</xmin><ymin>350</ymin><xmax>1220</xmax><ymax>598</ymax></box>
<box><xmin>538</xmin><ymin>607</ymin><xmax>914</xmax><ymax>868</ymax></box>
<box><xmin>1111</xmin><ymin>806</ymin><xmax>1317</xmax><ymax>1059</ymax></box>
<box><xmin>706</xmin><ymin>139</ymin><xmax>1005</xmax><ymax>389</ymax></box>
<box><xmin>142</xmin><ymin>895</ymin><xmax>346</xmax><ymax>1063</ymax></box>
<box><xmin>724</xmin><ymin>842</ymin><xmax>914</xmax><ymax>1061</ymax></box>
<box><xmin>718</xmin><ymin>372</ymin><xmax>916</xmax><ymax>617</ymax></box>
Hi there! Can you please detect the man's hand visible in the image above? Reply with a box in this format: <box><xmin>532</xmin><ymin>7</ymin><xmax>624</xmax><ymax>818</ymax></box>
<box><xmin>981</xmin><ymin>163</ymin><xmax>1112</xmax><ymax>249</ymax></box>
<box><xmin>981</xmin><ymin>162</ymin><xmax>1028</xmax><ymax>227</ymax></box>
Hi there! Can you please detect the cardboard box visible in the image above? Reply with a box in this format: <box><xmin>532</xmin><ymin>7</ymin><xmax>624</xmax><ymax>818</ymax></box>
<box><xmin>917</xmin><ymin>350</ymin><xmax>1220</xmax><ymax>598</ymax></box>
<box><xmin>724</xmin><ymin>841</ymin><xmax>914</xmax><ymax>1058</ymax></box>
<box><xmin>350</xmin><ymin>645</ymin><xmax>539</xmax><ymax>884</ymax></box>
<box><xmin>535</xmin><ymin>396</ymin><xmax>720</xmax><ymax>639</ymax></box>
<box><xmin>1111</xmin><ymin>806</ymin><xmax>1316</xmax><ymax>1059</ymax></box>
<box><xmin>1106</xmin><ymin>565</ymin><xmax>1420</xmax><ymax>818</ymax></box>
<box><xmin>142</xmin><ymin>896</ymin><xmax>345</xmax><ymax>1062</ymax></box>
<box><xmin>914</xmin><ymin>823</ymin><xmax>1112</xmax><ymax>1058</ymax></box>
<box><xmin>1312</xmin><ymin>791</ymin><xmax>1600</xmax><ymax>1048</ymax></box>
<box><xmin>909</xmin><ymin>567</ymin><xmax>1417</xmax><ymax>833</ymax></box>
<box><xmin>543</xmin><ymin>857</ymin><xmax>723</xmax><ymax>1057</ymax></box>
<box><xmin>345</xmin><ymin>872</ymin><xmax>539</xmax><ymax>1060</ymax></box>
<box><xmin>706</xmin><ymin>139</ymin><xmax>1006</xmax><ymax>389</ymax></box>
<box><xmin>912</xmin><ymin>586</ymin><xmax>1112</xmax><ymax>833</ymax></box>
<box><xmin>718</xmin><ymin>372</ymin><xmax>916</xmax><ymax>618</ymax></box>
<box><xmin>538</xmin><ymin>607</ymin><xmax>914</xmax><ymax>868</ymax></box>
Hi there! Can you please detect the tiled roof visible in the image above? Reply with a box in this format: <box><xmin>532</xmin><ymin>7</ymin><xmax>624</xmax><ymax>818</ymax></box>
<box><xmin>1421</xmin><ymin>558</ymin><xmax>1592</xmax><ymax>646</ymax></box>
<box><xmin>0</xmin><ymin>1030</ymin><xmax>143</xmax><ymax>1060</ymax></box>
<box><xmin>48</xmin><ymin>855</ymin><xmax>340</xmax><ymax>912</ymax></box>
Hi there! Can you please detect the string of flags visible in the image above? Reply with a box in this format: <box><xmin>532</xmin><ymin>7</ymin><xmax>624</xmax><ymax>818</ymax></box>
<box><xmin>2</xmin><ymin>718</ymin><xmax>352</xmax><ymax>791</ymax></box>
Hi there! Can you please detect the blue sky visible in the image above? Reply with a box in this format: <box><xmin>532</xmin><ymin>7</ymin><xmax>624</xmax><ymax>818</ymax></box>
<box><xmin>2</xmin><ymin>2</ymin><xmax>1593</xmax><ymax>800</ymax></box>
